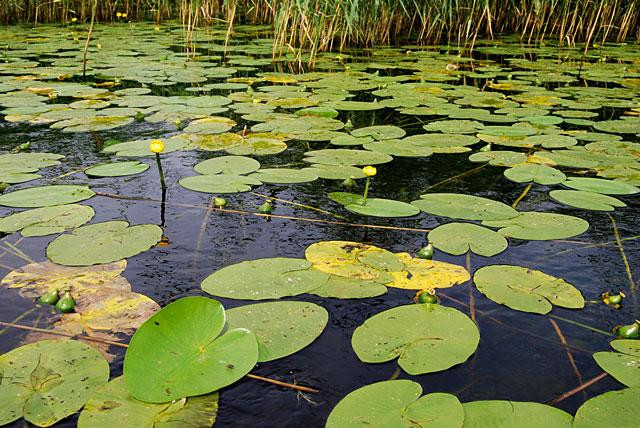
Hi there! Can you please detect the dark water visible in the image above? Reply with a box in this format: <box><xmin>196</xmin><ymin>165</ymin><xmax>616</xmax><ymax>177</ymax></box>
<box><xmin>1</xmin><ymin>25</ymin><xmax>639</xmax><ymax>428</ymax></box>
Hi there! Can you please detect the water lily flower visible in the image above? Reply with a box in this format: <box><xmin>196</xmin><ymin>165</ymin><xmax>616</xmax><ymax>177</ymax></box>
<box><xmin>116</xmin><ymin>12</ymin><xmax>122</xmax><ymax>18</ymax></box>
<box><xmin>71</xmin><ymin>17</ymin><xmax>78</xmax><ymax>22</ymax></box>
<box><xmin>149</xmin><ymin>139</ymin><xmax>165</xmax><ymax>154</ymax></box>
<box><xmin>122</xmin><ymin>13</ymin><xmax>128</xmax><ymax>18</ymax></box>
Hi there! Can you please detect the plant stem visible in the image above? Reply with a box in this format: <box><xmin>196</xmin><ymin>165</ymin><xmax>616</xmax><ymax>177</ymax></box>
<box><xmin>362</xmin><ymin>176</ymin><xmax>371</xmax><ymax>206</ymax></box>
<box><xmin>155</xmin><ymin>153</ymin><xmax>167</xmax><ymax>190</ymax></box>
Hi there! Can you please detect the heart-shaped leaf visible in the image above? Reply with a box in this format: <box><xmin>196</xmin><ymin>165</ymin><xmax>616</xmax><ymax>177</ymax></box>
<box><xmin>0</xmin><ymin>185</ymin><xmax>95</xmax><ymax>208</ymax></box>
<box><xmin>0</xmin><ymin>204</ymin><xmax>94</xmax><ymax>237</ymax></box>
<box><xmin>428</xmin><ymin>222</ymin><xmax>508</xmax><ymax>256</ymax></box>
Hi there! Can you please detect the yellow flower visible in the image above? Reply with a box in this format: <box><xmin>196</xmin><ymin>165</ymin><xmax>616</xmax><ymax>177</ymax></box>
<box><xmin>122</xmin><ymin>13</ymin><xmax>127</xmax><ymax>18</ymax></box>
<box><xmin>71</xmin><ymin>17</ymin><xmax>78</xmax><ymax>22</ymax></box>
<box><xmin>116</xmin><ymin>12</ymin><xmax>122</xmax><ymax>18</ymax></box>
<box><xmin>149</xmin><ymin>139</ymin><xmax>165</xmax><ymax>154</ymax></box>
<box><xmin>362</xmin><ymin>166</ymin><xmax>377</xmax><ymax>177</ymax></box>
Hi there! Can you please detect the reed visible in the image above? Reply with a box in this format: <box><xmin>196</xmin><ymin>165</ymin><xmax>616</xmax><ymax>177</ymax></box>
<box><xmin>2</xmin><ymin>0</ymin><xmax>639</xmax><ymax>61</ymax></box>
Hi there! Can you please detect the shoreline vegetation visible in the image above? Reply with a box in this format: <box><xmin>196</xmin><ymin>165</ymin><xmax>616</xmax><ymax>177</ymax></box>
<box><xmin>2</xmin><ymin>1</ymin><xmax>640</xmax><ymax>57</ymax></box>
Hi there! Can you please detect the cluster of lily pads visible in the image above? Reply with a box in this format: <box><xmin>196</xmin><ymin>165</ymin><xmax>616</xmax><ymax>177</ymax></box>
<box><xmin>1</xmin><ymin>20</ymin><xmax>640</xmax><ymax>427</ymax></box>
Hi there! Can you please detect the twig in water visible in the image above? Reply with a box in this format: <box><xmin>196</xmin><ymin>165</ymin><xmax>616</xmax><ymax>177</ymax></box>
<box><xmin>547</xmin><ymin>372</ymin><xmax>608</xmax><ymax>405</ymax></box>
<box><xmin>421</xmin><ymin>164</ymin><xmax>487</xmax><ymax>193</ymax></box>
<box><xmin>608</xmin><ymin>214</ymin><xmax>635</xmax><ymax>293</ymax></box>
<box><xmin>549</xmin><ymin>318</ymin><xmax>586</xmax><ymax>400</ymax></box>
<box><xmin>512</xmin><ymin>183</ymin><xmax>532</xmax><ymax>209</ymax></box>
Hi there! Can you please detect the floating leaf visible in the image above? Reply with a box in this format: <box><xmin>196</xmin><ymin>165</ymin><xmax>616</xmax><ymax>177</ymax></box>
<box><xmin>193</xmin><ymin>156</ymin><xmax>261</xmax><ymax>175</ymax></box>
<box><xmin>85</xmin><ymin>161</ymin><xmax>149</xmax><ymax>177</ymax></box>
<box><xmin>462</xmin><ymin>400</ymin><xmax>573</xmax><ymax>428</ymax></box>
<box><xmin>303</xmin><ymin>149</ymin><xmax>393</xmax><ymax>166</ymax></box>
<box><xmin>226</xmin><ymin>301</ymin><xmax>328</xmax><ymax>361</ymax></box>
<box><xmin>351</xmin><ymin>304</ymin><xmax>479</xmax><ymax>375</ymax></box>
<box><xmin>522</xmin><ymin>134</ymin><xmax>578</xmax><ymax>148</ymax></box>
<box><xmin>0</xmin><ymin>339</ymin><xmax>109</xmax><ymax>427</ymax></box>
<box><xmin>226</xmin><ymin>136</ymin><xmax>288</xmax><ymax>156</ymax></box>
<box><xmin>593</xmin><ymin>340</ymin><xmax>640</xmax><ymax>388</ymax></box>
<box><xmin>0</xmin><ymin>204</ymin><xmax>94</xmax><ymax>236</ymax></box>
<box><xmin>201</xmin><ymin>258</ymin><xmax>329</xmax><ymax>300</ymax></box>
<box><xmin>473</xmin><ymin>265</ymin><xmax>584</xmax><ymax>314</ymax></box>
<box><xmin>573</xmin><ymin>388</ymin><xmax>640</xmax><ymax>428</ymax></box>
<box><xmin>351</xmin><ymin>125</ymin><xmax>406</xmax><ymax>140</ymax></box>
<box><xmin>183</xmin><ymin>116</ymin><xmax>236</xmax><ymax>134</ymax></box>
<box><xmin>308</xmin><ymin>275</ymin><xmax>387</xmax><ymax>299</ymax></box>
<box><xmin>363</xmin><ymin>140</ymin><xmax>434</xmax><ymax>157</ymax></box>
<box><xmin>46</xmin><ymin>221</ymin><xmax>163</xmax><ymax>266</ymax></box>
<box><xmin>504</xmin><ymin>164</ymin><xmax>566</xmax><ymax>185</ymax></box>
<box><xmin>124</xmin><ymin>296</ymin><xmax>258</xmax><ymax>403</ymax></box>
<box><xmin>326</xmin><ymin>380</ymin><xmax>464</xmax><ymax>428</ymax></box>
<box><xmin>0</xmin><ymin>185</ymin><xmax>95</xmax><ymax>208</ymax></box>
<box><xmin>78</xmin><ymin>377</ymin><xmax>219</xmax><ymax>428</ymax></box>
<box><xmin>250</xmin><ymin>168</ymin><xmax>319</xmax><ymax>184</ymax></box>
<box><xmin>179</xmin><ymin>174</ymin><xmax>262</xmax><ymax>194</ymax></box>
<box><xmin>469</xmin><ymin>151</ymin><xmax>528</xmax><ymax>167</ymax></box>
<box><xmin>482</xmin><ymin>211</ymin><xmax>589</xmax><ymax>240</ymax></box>
<box><xmin>305</xmin><ymin>241</ymin><xmax>403</xmax><ymax>283</ymax></box>
<box><xmin>386</xmin><ymin>253</ymin><xmax>470</xmax><ymax>290</ymax></box>
<box><xmin>412</xmin><ymin>193</ymin><xmax>518</xmax><ymax>221</ymax></box>
<box><xmin>428</xmin><ymin>223</ymin><xmax>508</xmax><ymax>257</ymax></box>
<box><xmin>329</xmin><ymin>192</ymin><xmax>420</xmax><ymax>218</ymax></box>
<box><xmin>301</xmin><ymin>164</ymin><xmax>366</xmax><ymax>180</ymax></box>
<box><xmin>549</xmin><ymin>189</ymin><xmax>626</xmax><ymax>211</ymax></box>
<box><xmin>562</xmin><ymin>177</ymin><xmax>639</xmax><ymax>195</ymax></box>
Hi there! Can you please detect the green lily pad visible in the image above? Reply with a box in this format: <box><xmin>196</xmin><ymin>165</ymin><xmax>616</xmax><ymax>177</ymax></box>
<box><xmin>303</xmin><ymin>149</ymin><xmax>393</xmax><ymax>166</ymax></box>
<box><xmin>329</xmin><ymin>192</ymin><xmax>420</xmax><ymax>218</ymax></box>
<box><xmin>562</xmin><ymin>177</ymin><xmax>639</xmax><ymax>195</ymax></box>
<box><xmin>503</xmin><ymin>164</ymin><xmax>566</xmax><ymax>185</ymax></box>
<box><xmin>85</xmin><ymin>161</ymin><xmax>149</xmax><ymax>177</ymax></box>
<box><xmin>0</xmin><ymin>204</ymin><xmax>94</xmax><ymax>237</ymax></box>
<box><xmin>308</xmin><ymin>275</ymin><xmax>387</xmax><ymax>299</ymax></box>
<box><xmin>301</xmin><ymin>164</ymin><xmax>366</xmax><ymax>180</ymax></box>
<box><xmin>351</xmin><ymin>304</ymin><xmax>480</xmax><ymax>375</ymax></box>
<box><xmin>0</xmin><ymin>172</ymin><xmax>41</xmax><ymax>184</ymax></box>
<box><xmin>250</xmin><ymin>168</ymin><xmax>319</xmax><ymax>184</ymax></box>
<box><xmin>226</xmin><ymin>136</ymin><xmax>288</xmax><ymax>156</ymax></box>
<box><xmin>351</xmin><ymin>125</ymin><xmax>406</xmax><ymax>140</ymax></box>
<box><xmin>411</xmin><ymin>193</ymin><xmax>518</xmax><ymax>221</ymax></box>
<box><xmin>428</xmin><ymin>223</ymin><xmax>508</xmax><ymax>257</ymax></box>
<box><xmin>0</xmin><ymin>339</ymin><xmax>109</xmax><ymax>427</ymax></box>
<box><xmin>46</xmin><ymin>221</ymin><xmax>163</xmax><ymax>266</ymax></box>
<box><xmin>363</xmin><ymin>139</ymin><xmax>434</xmax><ymax>157</ymax></box>
<box><xmin>78</xmin><ymin>377</ymin><xmax>219</xmax><ymax>428</ymax></box>
<box><xmin>179</xmin><ymin>174</ymin><xmax>262</xmax><ymax>194</ymax></box>
<box><xmin>522</xmin><ymin>134</ymin><xmax>578</xmax><ymax>148</ymax></box>
<box><xmin>326</xmin><ymin>380</ymin><xmax>464</xmax><ymax>428</ymax></box>
<box><xmin>182</xmin><ymin>116</ymin><xmax>236</xmax><ymax>134</ymax></box>
<box><xmin>593</xmin><ymin>340</ymin><xmax>640</xmax><ymax>388</ymax></box>
<box><xmin>124</xmin><ymin>296</ymin><xmax>258</xmax><ymax>403</ymax></box>
<box><xmin>573</xmin><ymin>388</ymin><xmax>640</xmax><ymax>428</ymax></box>
<box><xmin>57</xmin><ymin>116</ymin><xmax>134</xmax><ymax>133</ymax></box>
<box><xmin>424</xmin><ymin>119</ymin><xmax>484</xmax><ymax>134</ymax></box>
<box><xmin>226</xmin><ymin>301</ymin><xmax>328</xmax><ymax>362</ymax></box>
<box><xmin>549</xmin><ymin>189</ymin><xmax>626</xmax><ymax>211</ymax></box>
<box><xmin>201</xmin><ymin>258</ymin><xmax>330</xmax><ymax>300</ymax></box>
<box><xmin>462</xmin><ymin>400</ymin><xmax>573</xmax><ymax>428</ymax></box>
<box><xmin>469</xmin><ymin>151</ymin><xmax>528</xmax><ymax>167</ymax></box>
<box><xmin>482</xmin><ymin>212</ymin><xmax>589</xmax><ymax>240</ymax></box>
<box><xmin>330</xmin><ymin>134</ymin><xmax>374</xmax><ymax>146</ymax></box>
<box><xmin>193</xmin><ymin>156</ymin><xmax>261</xmax><ymax>175</ymax></box>
<box><xmin>402</xmin><ymin>133</ymin><xmax>479</xmax><ymax>153</ymax></box>
<box><xmin>594</xmin><ymin>119</ymin><xmax>640</xmax><ymax>134</ymax></box>
<box><xmin>0</xmin><ymin>185</ymin><xmax>95</xmax><ymax>208</ymax></box>
<box><xmin>473</xmin><ymin>265</ymin><xmax>585</xmax><ymax>314</ymax></box>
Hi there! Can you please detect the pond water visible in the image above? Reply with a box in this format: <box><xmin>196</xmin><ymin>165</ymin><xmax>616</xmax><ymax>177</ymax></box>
<box><xmin>1</xmin><ymin>22</ymin><xmax>640</xmax><ymax>427</ymax></box>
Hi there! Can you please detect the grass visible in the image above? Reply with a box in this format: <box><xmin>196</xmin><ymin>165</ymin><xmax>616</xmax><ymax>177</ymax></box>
<box><xmin>1</xmin><ymin>0</ymin><xmax>639</xmax><ymax>62</ymax></box>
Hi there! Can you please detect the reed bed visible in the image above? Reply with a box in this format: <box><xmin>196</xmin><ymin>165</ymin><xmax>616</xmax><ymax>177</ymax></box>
<box><xmin>2</xmin><ymin>1</ymin><xmax>639</xmax><ymax>57</ymax></box>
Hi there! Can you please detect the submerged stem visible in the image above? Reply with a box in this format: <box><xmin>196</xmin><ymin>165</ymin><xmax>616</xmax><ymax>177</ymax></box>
<box><xmin>362</xmin><ymin>176</ymin><xmax>371</xmax><ymax>206</ymax></box>
<box><xmin>155</xmin><ymin>153</ymin><xmax>167</xmax><ymax>190</ymax></box>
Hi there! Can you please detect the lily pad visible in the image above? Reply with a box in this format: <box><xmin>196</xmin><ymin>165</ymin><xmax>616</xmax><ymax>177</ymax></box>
<box><xmin>183</xmin><ymin>116</ymin><xmax>236</xmax><ymax>134</ymax></box>
<box><xmin>250</xmin><ymin>168</ymin><xmax>319</xmax><ymax>184</ymax></box>
<box><xmin>301</xmin><ymin>164</ymin><xmax>366</xmax><ymax>180</ymax></box>
<box><xmin>201</xmin><ymin>258</ymin><xmax>329</xmax><ymax>300</ymax></box>
<box><xmin>179</xmin><ymin>174</ymin><xmax>262</xmax><ymax>194</ymax></box>
<box><xmin>351</xmin><ymin>304</ymin><xmax>479</xmax><ymax>375</ymax></box>
<box><xmin>226</xmin><ymin>301</ymin><xmax>328</xmax><ymax>361</ymax></box>
<box><xmin>473</xmin><ymin>265</ymin><xmax>585</xmax><ymax>314</ymax></box>
<box><xmin>326</xmin><ymin>380</ymin><xmax>464</xmax><ymax>428</ymax></box>
<box><xmin>303</xmin><ymin>149</ymin><xmax>393</xmax><ymax>166</ymax></box>
<box><xmin>593</xmin><ymin>340</ymin><xmax>640</xmax><ymax>388</ymax></box>
<box><xmin>482</xmin><ymin>212</ymin><xmax>589</xmax><ymax>240</ymax></box>
<box><xmin>351</xmin><ymin>125</ymin><xmax>406</xmax><ymax>140</ymax></box>
<box><xmin>46</xmin><ymin>221</ymin><xmax>163</xmax><ymax>266</ymax></box>
<box><xmin>85</xmin><ymin>161</ymin><xmax>149</xmax><ymax>177</ymax></box>
<box><xmin>573</xmin><ymin>388</ymin><xmax>640</xmax><ymax>428</ymax></box>
<box><xmin>0</xmin><ymin>204</ymin><xmax>94</xmax><ymax>237</ymax></box>
<box><xmin>0</xmin><ymin>339</ymin><xmax>109</xmax><ymax>427</ymax></box>
<box><xmin>363</xmin><ymin>140</ymin><xmax>434</xmax><ymax>157</ymax></box>
<box><xmin>78</xmin><ymin>377</ymin><xmax>219</xmax><ymax>428</ymax></box>
<box><xmin>329</xmin><ymin>192</ymin><xmax>420</xmax><ymax>218</ymax></box>
<box><xmin>0</xmin><ymin>185</ymin><xmax>95</xmax><ymax>208</ymax></box>
<box><xmin>193</xmin><ymin>156</ymin><xmax>261</xmax><ymax>175</ymax></box>
<box><xmin>411</xmin><ymin>193</ymin><xmax>518</xmax><ymax>221</ymax></box>
<box><xmin>308</xmin><ymin>275</ymin><xmax>387</xmax><ymax>299</ymax></box>
<box><xmin>562</xmin><ymin>177</ymin><xmax>639</xmax><ymax>195</ymax></box>
<box><xmin>386</xmin><ymin>253</ymin><xmax>470</xmax><ymax>290</ymax></box>
<box><xmin>504</xmin><ymin>164</ymin><xmax>566</xmax><ymax>185</ymax></box>
<box><xmin>462</xmin><ymin>400</ymin><xmax>573</xmax><ymax>428</ymax></box>
<box><xmin>549</xmin><ymin>189</ymin><xmax>626</xmax><ymax>211</ymax></box>
<box><xmin>428</xmin><ymin>223</ymin><xmax>508</xmax><ymax>257</ymax></box>
<box><xmin>124</xmin><ymin>296</ymin><xmax>258</xmax><ymax>403</ymax></box>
